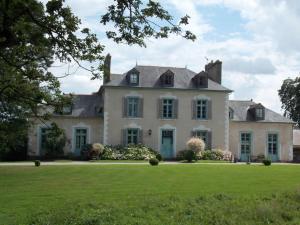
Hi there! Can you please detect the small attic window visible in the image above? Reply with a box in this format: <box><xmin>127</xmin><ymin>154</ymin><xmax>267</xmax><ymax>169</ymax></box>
<box><xmin>62</xmin><ymin>105</ymin><xmax>72</xmax><ymax>115</ymax></box>
<box><xmin>256</xmin><ymin>108</ymin><xmax>264</xmax><ymax>119</ymax></box>
<box><xmin>192</xmin><ymin>72</ymin><xmax>208</xmax><ymax>88</ymax></box>
<box><xmin>160</xmin><ymin>70</ymin><xmax>174</xmax><ymax>87</ymax></box>
<box><xmin>130</xmin><ymin>73</ymin><xmax>138</xmax><ymax>84</ymax></box>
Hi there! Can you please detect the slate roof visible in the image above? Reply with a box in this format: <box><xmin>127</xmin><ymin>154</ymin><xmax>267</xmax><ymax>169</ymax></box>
<box><xmin>229</xmin><ymin>100</ymin><xmax>294</xmax><ymax>123</ymax></box>
<box><xmin>104</xmin><ymin>65</ymin><xmax>232</xmax><ymax>92</ymax></box>
<box><xmin>53</xmin><ymin>94</ymin><xmax>103</xmax><ymax>118</ymax></box>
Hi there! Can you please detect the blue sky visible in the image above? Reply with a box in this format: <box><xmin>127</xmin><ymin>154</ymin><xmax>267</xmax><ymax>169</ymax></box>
<box><xmin>48</xmin><ymin>0</ymin><xmax>300</xmax><ymax>114</ymax></box>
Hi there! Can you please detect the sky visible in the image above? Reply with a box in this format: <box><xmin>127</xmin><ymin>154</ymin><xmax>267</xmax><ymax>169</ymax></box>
<box><xmin>48</xmin><ymin>0</ymin><xmax>300</xmax><ymax>114</ymax></box>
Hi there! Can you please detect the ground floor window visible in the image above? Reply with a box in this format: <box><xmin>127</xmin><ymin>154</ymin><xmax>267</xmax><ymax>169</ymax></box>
<box><xmin>40</xmin><ymin>127</ymin><xmax>50</xmax><ymax>154</ymax></box>
<box><xmin>194</xmin><ymin>130</ymin><xmax>208</xmax><ymax>144</ymax></box>
<box><xmin>268</xmin><ymin>133</ymin><xmax>278</xmax><ymax>155</ymax></box>
<box><xmin>127</xmin><ymin>128</ymin><xmax>138</xmax><ymax>145</ymax></box>
<box><xmin>75</xmin><ymin>128</ymin><xmax>87</xmax><ymax>150</ymax></box>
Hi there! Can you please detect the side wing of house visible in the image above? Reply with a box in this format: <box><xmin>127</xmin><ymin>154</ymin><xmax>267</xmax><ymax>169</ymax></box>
<box><xmin>27</xmin><ymin>94</ymin><xmax>104</xmax><ymax>157</ymax></box>
<box><xmin>229</xmin><ymin>101</ymin><xmax>294</xmax><ymax>162</ymax></box>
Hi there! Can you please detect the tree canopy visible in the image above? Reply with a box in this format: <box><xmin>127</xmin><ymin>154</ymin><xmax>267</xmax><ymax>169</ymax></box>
<box><xmin>278</xmin><ymin>77</ymin><xmax>300</xmax><ymax>126</ymax></box>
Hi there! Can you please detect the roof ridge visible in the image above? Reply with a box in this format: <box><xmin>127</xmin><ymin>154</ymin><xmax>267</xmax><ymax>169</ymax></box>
<box><xmin>136</xmin><ymin>65</ymin><xmax>187</xmax><ymax>70</ymax></box>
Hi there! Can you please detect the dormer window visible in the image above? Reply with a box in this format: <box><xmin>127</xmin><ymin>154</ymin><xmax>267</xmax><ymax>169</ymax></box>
<box><xmin>192</xmin><ymin>72</ymin><xmax>208</xmax><ymax>88</ymax></box>
<box><xmin>130</xmin><ymin>73</ymin><xmax>138</xmax><ymax>84</ymax></box>
<box><xmin>62</xmin><ymin>105</ymin><xmax>72</xmax><ymax>115</ymax></box>
<box><xmin>160</xmin><ymin>70</ymin><xmax>174</xmax><ymax>87</ymax></box>
<box><xmin>256</xmin><ymin>108</ymin><xmax>264</xmax><ymax>119</ymax></box>
<box><xmin>126</xmin><ymin>68</ymin><xmax>140</xmax><ymax>86</ymax></box>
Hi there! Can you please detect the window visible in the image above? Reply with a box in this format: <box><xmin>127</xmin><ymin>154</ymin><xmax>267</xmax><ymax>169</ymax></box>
<box><xmin>40</xmin><ymin>128</ymin><xmax>50</xmax><ymax>152</ymax></box>
<box><xmin>165</xmin><ymin>74</ymin><xmax>173</xmax><ymax>85</ymax></box>
<box><xmin>229</xmin><ymin>108</ymin><xmax>234</xmax><ymax>119</ymax></box>
<box><xmin>196</xmin><ymin>100</ymin><xmax>207</xmax><ymax>119</ymax></box>
<box><xmin>127</xmin><ymin>129</ymin><xmax>138</xmax><ymax>145</ymax></box>
<box><xmin>163</xmin><ymin>99</ymin><xmax>174</xmax><ymax>118</ymax></box>
<box><xmin>127</xmin><ymin>97</ymin><xmax>138</xmax><ymax>117</ymax></box>
<box><xmin>194</xmin><ymin>130</ymin><xmax>208</xmax><ymax>144</ymax></box>
<box><xmin>62</xmin><ymin>105</ymin><xmax>72</xmax><ymax>114</ymax></box>
<box><xmin>268</xmin><ymin>133</ymin><xmax>278</xmax><ymax>155</ymax></box>
<box><xmin>240</xmin><ymin>133</ymin><xmax>251</xmax><ymax>155</ymax></box>
<box><xmin>75</xmin><ymin>128</ymin><xmax>87</xmax><ymax>150</ymax></box>
<box><xmin>256</xmin><ymin>108</ymin><xmax>263</xmax><ymax>118</ymax></box>
<box><xmin>130</xmin><ymin>73</ymin><xmax>138</xmax><ymax>84</ymax></box>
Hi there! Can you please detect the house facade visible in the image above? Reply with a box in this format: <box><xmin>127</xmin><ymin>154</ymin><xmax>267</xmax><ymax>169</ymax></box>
<box><xmin>28</xmin><ymin>59</ymin><xmax>294</xmax><ymax>161</ymax></box>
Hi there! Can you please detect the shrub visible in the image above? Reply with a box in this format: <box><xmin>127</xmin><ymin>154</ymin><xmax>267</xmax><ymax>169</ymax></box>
<box><xmin>80</xmin><ymin>144</ymin><xmax>93</xmax><ymax>160</ymax></box>
<box><xmin>201</xmin><ymin>150</ymin><xmax>224</xmax><ymax>160</ymax></box>
<box><xmin>149</xmin><ymin>158</ymin><xmax>159</xmax><ymax>166</ymax></box>
<box><xmin>156</xmin><ymin>153</ymin><xmax>162</xmax><ymax>161</ymax></box>
<box><xmin>222</xmin><ymin>150</ymin><xmax>233</xmax><ymax>161</ymax></box>
<box><xmin>34</xmin><ymin>160</ymin><xmax>40</xmax><ymax>167</ymax></box>
<box><xmin>262</xmin><ymin>159</ymin><xmax>272</xmax><ymax>166</ymax></box>
<box><xmin>186</xmin><ymin>137</ymin><xmax>205</xmax><ymax>153</ymax></box>
<box><xmin>184</xmin><ymin>149</ymin><xmax>196</xmax><ymax>162</ymax></box>
<box><xmin>100</xmin><ymin>144</ymin><xmax>156</xmax><ymax>160</ymax></box>
<box><xmin>90</xmin><ymin>143</ymin><xmax>104</xmax><ymax>159</ymax></box>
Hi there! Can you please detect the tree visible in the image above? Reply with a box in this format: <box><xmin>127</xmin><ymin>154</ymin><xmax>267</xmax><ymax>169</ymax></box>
<box><xmin>278</xmin><ymin>77</ymin><xmax>300</xmax><ymax>126</ymax></box>
<box><xmin>0</xmin><ymin>0</ymin><xmax>195</xmax><ymax>159</ymax></box>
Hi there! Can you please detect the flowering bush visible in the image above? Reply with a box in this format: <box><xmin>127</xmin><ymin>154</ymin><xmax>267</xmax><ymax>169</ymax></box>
<box><xmin>186</xmin><ymin>137</ymin><xmax>205</xmax><ymax>153</ymax></box>
<box><xmin>100</xmin><ymin>144</ymin><xmax>157</xmax><ymax>160</ymax></box>
<box><xmin>222</xmin><ymin>150</ymin><xmax>233</xmax><ymax>161</ymax></box>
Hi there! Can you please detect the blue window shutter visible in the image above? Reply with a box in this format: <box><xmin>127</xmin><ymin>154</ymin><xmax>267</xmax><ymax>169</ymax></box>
<box><xmin>173</xmin><ymin>99</ymin><xmax>178</xmax><ymax>119</ymax></box>
<box><xmin>138</xmin><ymin>98</ymin><xmax>143</xmax><ymax>118</ymax></box>
<box><xmin>207</xmin><ymin>131</ymin><xmax>212</xmax><ymax>150</ymax></box>
<box><xmin>122</xmin><ymin>97</ymin><xmax>128</xmax><ymax>117</ymax></box>
<box><xmin>207</xmin><ymin>100</ymin><xmax>212</xmax><ymax>119</ymax></box>
<box><xmin>122</xmin><ymin>129</ymin><xmax>127</xmax><ymax>146</ymax></box>
<box><xmin>192</xmin><ymin>100</ymin><xmax>196</xmax><ymax>119</ymax></box>
<box><xmin>138</xmin><ymin>129</ymin><xmax>143</xmax><ymax>144</ymax></box>
<box><xmin>157</xmin><ymin>99</ymin><xmax>163</xmax><ymax>118</ymax></box>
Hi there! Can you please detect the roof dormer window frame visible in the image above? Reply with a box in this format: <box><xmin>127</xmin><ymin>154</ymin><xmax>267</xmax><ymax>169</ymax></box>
<box><xmin>130</xmin><ymin>73</ymin><xmax>138</xmax><ymax>85</ymax></box>
<box><xmin>255</xmin><ymin>108</ymin><xmax>264</xmax><ymax>120</ymax></box>
<box><xmin>160</xmin><ymin>70</ymin><xmax>174</xmax><ymax>87</ymax></box>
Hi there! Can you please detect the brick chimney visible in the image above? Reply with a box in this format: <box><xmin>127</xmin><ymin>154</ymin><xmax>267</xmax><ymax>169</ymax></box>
<box><xmin>103</xmin><ymin>53</ymin><xmax>111</xmax><ymax>84</ymax></box>
<box><xmin>205</xmin><ymin>60</ymin><xmax>222</xmax><ymax>84</ymax></box>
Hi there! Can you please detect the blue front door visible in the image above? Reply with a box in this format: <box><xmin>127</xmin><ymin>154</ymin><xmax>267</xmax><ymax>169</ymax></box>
<box><xmin>161</xmin><ymin>130</ymin><xmax>174</xmax><ymax>159</ymax></box>
<box><xmin>75</xmin><ymin>128</ymin><xmax>87</xmax><ymax>156</ymax></box>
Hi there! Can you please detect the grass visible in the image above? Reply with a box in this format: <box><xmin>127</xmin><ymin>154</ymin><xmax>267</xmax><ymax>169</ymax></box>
<box><xmin>0</xmin><ymin>164</ymin><xmax>299</xmax><ymax>225</ymax></box>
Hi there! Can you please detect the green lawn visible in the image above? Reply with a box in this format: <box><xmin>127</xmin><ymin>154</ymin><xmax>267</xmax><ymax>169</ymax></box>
<box><xmin>0</xmin><ymin>164</ymin><xmax>299</xmax><ymax>225</ymax></box>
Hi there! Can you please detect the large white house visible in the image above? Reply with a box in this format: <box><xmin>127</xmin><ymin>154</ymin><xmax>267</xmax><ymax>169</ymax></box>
<box><xmin>28</xmin><ymin>58</ymin><xmax>294</xmax><ymax>161</ymax></box>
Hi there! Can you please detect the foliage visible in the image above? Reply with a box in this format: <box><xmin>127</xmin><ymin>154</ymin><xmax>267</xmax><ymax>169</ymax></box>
<box><xmin>184</xmin><ymin>149</ymin><xmax>197</xmax><ymax>162</ymax></box>
<box><xmin>101</xmin><ymin>0</ymin><xmax>196</xmax><ymax>47</ymax></box>
<box><xmin>34</xmin><ymin>160</ymin><xmax>40</xmax><ymax>167</ymax></box>
<box><xmin>80</xmin><ymin>144</ymin><xmax>93</xmax><ymax>160</ymax></box>
<box><xmin>186</xmin><ymin>137</ymin><xmax>205</xmax><ymax>153</ymax></box>
<box><xmin>0</xmin><ymin>118</ymin><xmax>28</xmax><ymax>161</ymax></box>
<box><xmin>256</xmin><ymin>154</ymin><xmax>266</xmax><ymax>162</ymax></box>
<box><xmin>201</xmin><ymin>150</ymin><xmax>223</xmax><ymax>160</ymax></box>
<box><xmin>81</xmin><ymin>143</ymin><xmax>105</xmax><ymax>160</ymax></box>
<box><xmin>278</xmin><ymin>77</ymin><xmax>300</xmax><ymax>126</ymax></box>
<box><xmin>156</xmin><ymin>153</ymin><xmax>162</xmax><ymax>161</ymax></box>
<box><xmin>43</xmin><ymin>122</ymin><xmax>66</xmax><ymax>159</ymax></box>
<box><xmin>149</xmin><ymin>158</ymin><xmax>159</xmax><ymax>166</ymax></box>
<box><xmin>263</xmin><ymin>159</ymin><xmax>272</xmax><ymax>166</ymax></box>
<box><xmin>100</xmin><ymin>144</ymin><xmax>156</xmax><ymax>160</ymax></box>
<box><xmin>91</xmin><ymin>143</ymin><xmax>104</xmax><ymax>159</ymax></box>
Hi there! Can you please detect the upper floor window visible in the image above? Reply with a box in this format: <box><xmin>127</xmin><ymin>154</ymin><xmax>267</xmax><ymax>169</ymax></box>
<box><xmin>163</xmin><ymin>99</ymin><xmax>174</xmax><ymax>119</ymax></box>
<box><xmin>127</xmin><ymin>97</ymin><xmax>139</xmax><ymax>117</ymax></box>
<box><xmin>130</xmin><ymin>73</ymin><xmax>138</xmax><ymax>84</ymax></box>
<box><xmin>165</xmin><ymin>74</ymin><xmax>173</xmax><ymax>86</ymax></box>
<box><xmin>123</xmin><ymin>96</ymin><xmax>143</xmax><ymax>118</ymax></box>
<box><xmin>196</xmin><ymin>99</ymin><xmax>207</xmax><ymax>119</ymax></box>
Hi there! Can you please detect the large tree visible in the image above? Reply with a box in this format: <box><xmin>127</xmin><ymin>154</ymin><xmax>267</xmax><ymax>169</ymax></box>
<box><xmin>0</xmin><ymin>0</ymin><xmax>195</xmax><ymax>158</ymax></box>
<box><xmin>278</xmin><ymin>77</ymin><xmax>300</xmax><ymax>126</ymax></box>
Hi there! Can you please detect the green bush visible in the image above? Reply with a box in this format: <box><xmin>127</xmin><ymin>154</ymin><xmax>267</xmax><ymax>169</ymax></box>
<box><xmin>80</xmin><ymin>144</ymin><xmax>93</xmax><ymax>160</ymax></box>
<box><xmin>256</xmin><ymin>154</ymin><xmax>265</xmax><ymax>162</ymax></box>
<box><xmin>44</xmin><ymin>123</ymin><xmax>66</xmax><ymax>159</ymax></box>
<box><xmin>34</xmin><ymin>160</ymin><xmax>40</xmax><ymax>167</ymax></box>
<box><xmin>149</xmin><ymin>158</ymin><xmax>159</xmax><ymax>166</ymax></box>
<box><xmin>184</xmin><ymin>149</ymin><xmax>196</xmax><ymax>162</ymax></box>
<box><xmin>156</xmin><ymin>153</ymin><xmax>162</xmax><ymax>161</ymax></box>
<box><xmin>262</xmin><ymin>159</ymin><xmax>272</xmax><ymax>166</ymax></box>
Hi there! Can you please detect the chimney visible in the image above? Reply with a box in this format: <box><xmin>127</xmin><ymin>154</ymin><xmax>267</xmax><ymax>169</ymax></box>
<box><xmin>205</xmin><ymin>60</ymin><xmax>222</xmax><ymax>84</ymax></box>
<box><xmin>103</xmin><ymin>53</ymin><xmax>111</xmax><ymax>84</ymax></box>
